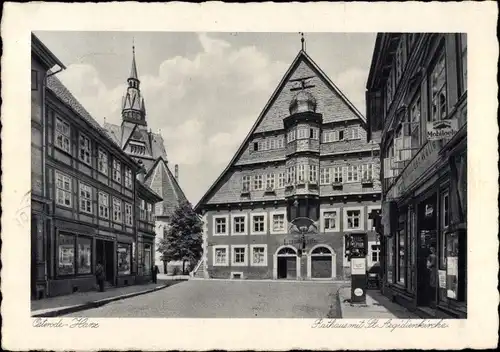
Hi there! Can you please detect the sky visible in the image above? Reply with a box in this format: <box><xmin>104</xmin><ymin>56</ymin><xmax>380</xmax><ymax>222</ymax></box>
<box><xmin>35</xmin><ymin>31</ymin><xmax>376</xmax><ymax>205</ymax></box>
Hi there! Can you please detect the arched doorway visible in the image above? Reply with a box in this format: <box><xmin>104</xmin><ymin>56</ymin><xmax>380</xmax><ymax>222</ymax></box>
<box><xmin>308</xmin><ymin>245</ymin><xmax>336</xmax><ymax>279</ymax></box>
<box><xmin>274</xmin><ymin>246</ymin><xmax>299</xmax><ymax>280</ymax></box>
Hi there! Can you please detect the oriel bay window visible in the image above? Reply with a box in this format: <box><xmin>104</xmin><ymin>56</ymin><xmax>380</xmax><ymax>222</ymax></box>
<box><xmin>55</xmin><ymin>171</ymin><xmax>72</xmax><ymax>207</ymax></box>
<box><xmin>112</xmin><ymin>197</ymin><xmax>122</xmax><ymax>223</ymax></box>
<box><xmin>309</xmin><ymin>165</ymin><xmax>318</xmax><ymax>184</ymax></box>
<box><xmin>79</xmin><ymin>133</ymin><xmax>91</xmax><ymax>165</ymax></box>
<box><xmin>278</xmin><ymin>172</ymin><xmax>286</xmax><ymax>188</ymax></box>
<box><xmin>55</xmin><ymin>117</ymin><xmax>71</xmax><ymax>153</ymax></box>
<box><xmin>297</xmin><ymin>164</ymin><xmax>306</xmax><ymax>183</ymax></box>
<box><xmin>97</xmin><ymin>148</ymin><xmax>108</xmax><ymax>175</ymax></box>
<box><xmin>79</xmin><ymin>182</ymin><xmax>92</xmax><ymax>214</ymax></box>
<box><xmin>286</xmin><ymin>166</ymin><xmax>296</xmax><ymax>185</ymax></box>
<box><xmin>98</xmin><ymin>191</ymin><xmax>109</xmax><ymax>219</ymax></box>
<box><xmin>117</xmin><ymin>243</ymin><xmax>131</xmax><ymax>276</ymax></box>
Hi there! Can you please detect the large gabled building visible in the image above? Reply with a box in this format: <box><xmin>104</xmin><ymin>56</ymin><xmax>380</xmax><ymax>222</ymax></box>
<box><xmin>194</xmin><ymin>46</ymin><xmax>382</xmax><ymax>281</ymax></box>
<box><xmin>102</xmin><ymin>47</ymin><xmax>189</xmax><ymax>274</ymax></box>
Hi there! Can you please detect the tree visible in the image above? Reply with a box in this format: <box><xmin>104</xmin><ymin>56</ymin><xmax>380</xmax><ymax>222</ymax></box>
<box><xmin>157</xmin><ymin>200</ymin><xmax>203</xmax><ymax>274</ymax></box>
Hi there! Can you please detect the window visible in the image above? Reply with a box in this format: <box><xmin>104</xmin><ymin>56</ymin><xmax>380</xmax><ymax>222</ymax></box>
<box><xmin>297</xmin><ymin>164</ymin><xmax>306</xmax><ymax>183</ymax></box>
<box><xmin>320</xmin><ymin>167</ymin><xmax>331</xmax><ymax>185</ymax></box>
<box><xmin>79</xmin><ymin>183</ymin><xmax>92</xmax><ymax>214</ymax></box>
<box><xmin>332</xmin><ymin>167</ymin><xmax>343</xmax><ymax>184</ymax></box>
<box><xmin>125</xmin><ymin>203</ymin><xmax>133</xmax><ymax>226</ymax></box>
<box><xmin>252</xmin><ymin>214</ymin><xmax>266</xmax><ymax>234</ymax></box>
<box><xmin>272</xmin><ymin>213</ymin><xmax>285</xmax><ymax>233</ymax></box>
<box><xmin>251</xmin><ymin>245</ymin><xmax>268</xmax><ymax>266</ymax></box>
<box><xmin>278</xmin><ymin>172</ymin><xmax>286</xmax><ymax>188</ymax></box>
<box><xmin>309</xmin><ymin>165</ymin><xmax>318</xmax><ymax>184</ymax></box>
<box><xmin>253</xmin><ymin>142</ymin><xmax>259</xmax><ymax>151</ymax></box>
<box><xmin>460</xmin><ymin>34</ymin><xmax>467</xmax><ymax>93</ymax></box>
<box><xmin>383</xmin><ymin>141</ymin><xmax>396</xmax><ymax>180</ymax></box>
<box><xmin>254</xmin><ymin>175</ymin><xmax>264</xmax><ymax>191</ymax></box>
<box><xmin>409</xmin><ymin>96</ymin><xmax>421</xmax><ymax>156</ymax></box>
<box><xmin>297</xmin><ymin>127</ymin><xmax>308</xmax><ymax>139</ymax></box>
<box><xmin>310</xmin><ymin>127</ymin><xmax>319</xmax><ymax>140</ymax></box>
<box><xmin>112</xmin><ymin>197</ymin><xmax>122</xmax><ymax>223</ymax></box>
<box><xmin>147</xmin><ymin>203</ymin><xmax>153</xmax><ymax>222</ymax></box>
<box><xmin>351</xmin><ymin>127</ymin><xmax>360</xmax><ymax>140</ymax></box>
<box><xmin>98</xmin><ymin>191</ymin><xmax>109</xmax><ymax>219</ymax></box>
<box><xmin>276</xmin><ymin>136</ymin><xmax>284</xmax><ymax>149</ymax></box>
<box><xmin>232</xmin><ymin>246</ymin><xmax>247</xmax><ymax>266</ymax></box>
<box><xmin>242</xmin><ymin>175</ymin><xmax>251</xmax><ymax>192</ymax></box>
<box><xmin>55</xmin><ymin>171</ymin><xmax>72</xmax><ymax>207</ymax></box>
<box><xmin>361</xmin><ymin>164</ymin><xmax>373</xmax><ymax>181</ymax></box>
<box><xmin>395</xmin><ymin>38</ymin><xmax>406</xmax><ymax>85</ymax></box>
<box><xmin>140</xmin><ymin>199</ymin><xmax>146</xmax><ymax>221</ymax></box>
<box><xmin>345</xmin><ymin>165</ymin><xmax>359</xmax><ymax>183</ymax></box>
<box><xmin>287</xmin><ymin>166</ymin><xmax>296</xmax><ymax>185</ymax></box>
<box><xmin>55</xmin><ymin>117</ymin><xmax>71</xmax><ymax>153</ymax></box>
<box><xmin>371</xmin><ymin>244</ymin><xmax>380</xmax><ymax>264</ymax></box>
<box><xmin>323</xmin><ymin>211</ymin><xmax>338</xmax><ymax>231</ymax></box>
<box><xmin>322</xmin><ymin>130</ymin><xmax>344</xmax><ymax>143</ymax></box>
<box><xmin>117</xmin><ymin>243</ymin><xmax>131</xmax><ymax>276</ymax></box>
<box><xmin>58</xmin><ymin>233</ymin><xmax>75</xmax><ymax>275</ymax></box>
<box><xmin>124</xmin><ymin>167</ymin><xmax>133</xmax><ymax>189</ymax></box>
<box><xmin>97</xmin><ymin>148</ymin><xmax>108</xmax><ymax>175</ymax></box>
<box><xmin>346</xmin><ymin>209</ymin><xmax>361</xmax><ymax>230</ymax></box>
<box><xmin>233</xmin><ymin>215</ymin><xmax>246</xmax><ymax>235</ymax></box>
<box><xmin>214</xmin><ymin>216</ymin><xmax>228</xmax><ymax>235</ymax></box>
<box><xmin>77</xmin><ymin>237</ymin><xmax>92</xmax><ymax>274</ymax></box>
<box><xmin>113</xmin><ymin>159</ymin><xmax>122</xmax><ymax>183</ymax></box>
<box><xmin>268</xmin><ymin>138</ymin><xmax>275</xmax><ymax>150</ymax></box>
<box><xmin>155</xmin><ymin>202</ymin><xmax>163</xmax><ymax>217</ymax></box>
<box><xmin>287</xmin><ymin>129</ymin><xmax>297</xmax><ymax>143</ymax></box>
<box><xmin>266</xmin><ymin>173</ymin><xmax>275</xmax><ymax>190</ymax></box>
<box><xmin>213</xmin><ymin>246</ymin><xmax>229</xmax><ymax>266</ymax></box>
<box><xmin>79</xmin><ymin>134</ymin><xmax>91</xmax><ymax>165</ymax></box>
<box><xmin>386</xmin><ymin>71</ymin><xmax>394</xmax><ymax>110</ymax></box>
<box><xmin>258</xmin><ymin>140</ymin><xmax>268</xmax><ymax>151</ymax></box>
<box><xmin>429</xmin><ymin>51</ymin><xmax>447</xmax><ymax>122</ymax></box>
<box><xmin>367</xmin><ymin>206</ymin><xmax>381</xmax><ymax>231</ymax></box>
<box><xmin>31</xmin><ymin>70</ymin><xmax>38</xmax><ymax>90</ymax></box>
<box><xmin>338</xmin><ymin>130</ymin><xmax>344</xmax><ymax>141</ymax></box>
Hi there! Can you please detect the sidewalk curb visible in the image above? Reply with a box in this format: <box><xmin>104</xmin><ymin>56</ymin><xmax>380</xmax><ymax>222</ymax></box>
<box><xmin>335</xmin><ymin>284</ymin><xmax>350</xmax><ymax>318</ymax></box>
<box><xmin>32</xmin><ymin>285</ymin><xmax>168</xmax><ymax>318</ymax></box>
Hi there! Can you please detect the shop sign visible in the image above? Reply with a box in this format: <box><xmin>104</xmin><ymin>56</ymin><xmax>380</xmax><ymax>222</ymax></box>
<box><xmin>438</xmin><ymin>270</ymin><xmax>446</xmax><ymax>288</ymax></box>
<box><xmin>354</xmin><ymin>288</ymin><xmax>364</xmax><ymax>296</ymax></box>
<box><xmin>426</xmin><ymin>118</ymin><xmax>458</xmax><ymax>141</ymax></box>
<box><xmin>387</xmin><ymin>141</ymin><xmax>441</xmax><ymax>199</ymax></box>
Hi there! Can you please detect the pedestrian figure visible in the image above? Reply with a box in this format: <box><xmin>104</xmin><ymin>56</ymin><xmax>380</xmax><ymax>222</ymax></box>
<box><xmin>152</xmin><ymin>265</ymin><xmax>160</xmax><ymax>284</ymax></box>
<box><xmin>95</xmin><ymin>262</ymin><xmax>105</xmax><ymax>292</ymax></box>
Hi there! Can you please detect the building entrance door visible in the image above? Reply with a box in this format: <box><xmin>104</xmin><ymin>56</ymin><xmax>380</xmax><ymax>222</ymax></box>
<box><xmin>96</xmin><ymin>239</ymin><xmax>115</xmax><ymax>286</ymax></box>
<box><xmin>416</xmin><ymin>196</ymin><xmax>438</xmax><ymax>308</ymax></box>
<box><xmin>276</xmin><ymin>247</ymin><xmax>297</xmax><ymax>279</ymax></box>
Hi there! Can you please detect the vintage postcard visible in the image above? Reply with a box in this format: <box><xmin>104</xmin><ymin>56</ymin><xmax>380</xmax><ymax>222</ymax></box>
<box><xmin>1</xmin><ymin>1</ymin><xmax>498</xmax><ymax>351</ymax></box>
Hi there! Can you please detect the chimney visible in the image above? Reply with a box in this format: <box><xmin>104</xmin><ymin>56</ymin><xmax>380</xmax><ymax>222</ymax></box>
<box><xmin>175</xmin><ymin>164</ymin><xmax>179</xmax><ymax>181</ymax></box>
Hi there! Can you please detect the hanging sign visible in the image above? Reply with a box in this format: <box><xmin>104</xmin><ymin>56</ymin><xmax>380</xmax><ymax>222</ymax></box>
<box><xmin>427</xmin><ymin>118</ymin><xmax>458</xmax><ymax>140</ymax></box>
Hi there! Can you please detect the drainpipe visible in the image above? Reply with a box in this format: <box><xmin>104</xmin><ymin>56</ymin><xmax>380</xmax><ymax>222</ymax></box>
<box><xmin>42</xmin><ymin>66</ymin><xmax>65</xmax><ymax>297</ymax></box>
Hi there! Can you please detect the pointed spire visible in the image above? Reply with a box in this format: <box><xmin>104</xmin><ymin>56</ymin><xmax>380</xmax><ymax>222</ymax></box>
<box><xmin>300</xmin><ymin>32</ymin><xmax>306</xmax><ymax>52</ymax></box>
<box><xmin>129</xmin><ymin>40</ymin><xmax>138</xmax><ymax>80</ymax></box>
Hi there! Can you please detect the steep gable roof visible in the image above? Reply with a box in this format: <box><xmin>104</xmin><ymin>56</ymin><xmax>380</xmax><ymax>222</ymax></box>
<box><xmin>146</xmin><ymin>157</ymin><xmax>188</xmax><ymax>218</ymax></box>
<box><xmin>194</xmin><ymin>50</ymin><xmax>367</xmax><ymax>211</ymax></box>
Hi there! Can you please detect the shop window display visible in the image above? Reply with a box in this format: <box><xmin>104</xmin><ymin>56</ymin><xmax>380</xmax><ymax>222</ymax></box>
<box><xmin>77</xmin><ymin>237</ymin><xmax>92</xmax><ymax>274</ymax></box>
<box><xmin>117</xmin><ymin>243</ymin><xmax>131</xmax><ymax>276</ymax></box>
<box><xmin>58</xmin><ymin>233</ymin><xmax>75</xmax><ymax>275</ymax></box>
<box><xmin>144</xmin><ymin>244</ymin><xmax>152</xmax><ymax>275</ymax></box>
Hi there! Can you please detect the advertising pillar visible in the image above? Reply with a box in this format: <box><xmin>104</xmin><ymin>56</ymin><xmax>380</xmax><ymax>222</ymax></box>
<box><xmin>348</xmin><ymin>233</ymin><xmax>368</xmax><ymax>304</ymax></box>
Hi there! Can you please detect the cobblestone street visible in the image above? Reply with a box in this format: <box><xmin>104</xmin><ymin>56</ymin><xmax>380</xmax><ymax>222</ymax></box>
<box><xmin>64</xmin><ymin>280</ymin><xmax>342</xmax><ymax>318</ymax></box>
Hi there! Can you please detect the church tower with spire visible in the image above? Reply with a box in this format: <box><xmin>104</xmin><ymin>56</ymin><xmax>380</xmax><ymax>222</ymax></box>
<box><xmin>102</xmin><ymin>43</ymin><xmax>190</xmax><ymax>275</ymax></box>
<box><xmin>122</xmin><ymin>45</ymin><xmax>147</xmax><ymax>127</ymax></box>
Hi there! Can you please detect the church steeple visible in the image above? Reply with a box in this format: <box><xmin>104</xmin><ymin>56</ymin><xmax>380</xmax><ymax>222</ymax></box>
<box><xmin>122</xmin><ymin>43</ymin><xmax>146</xmax><ymax>126</ymax></box>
